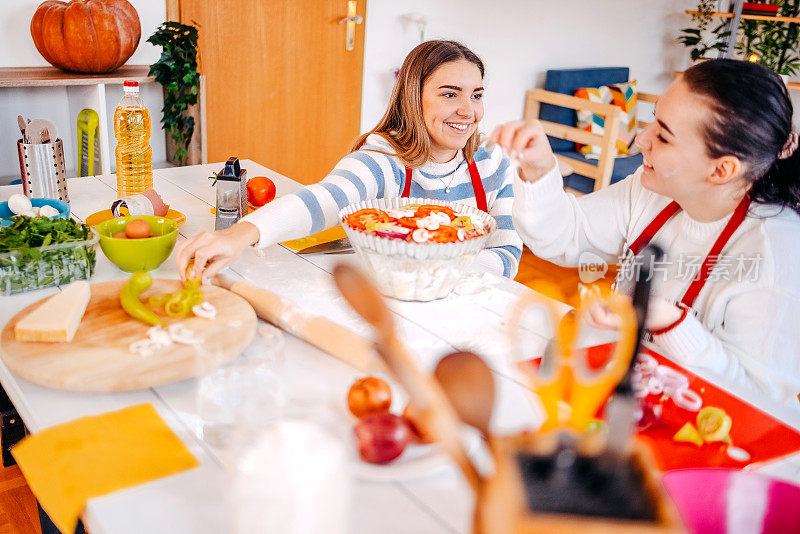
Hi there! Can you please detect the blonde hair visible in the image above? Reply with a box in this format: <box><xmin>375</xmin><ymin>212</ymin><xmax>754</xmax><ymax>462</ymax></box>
<box><xmin>352</xmin><ymin>40</ymin><xmax>485</xmax><ymax>167</ymax></box>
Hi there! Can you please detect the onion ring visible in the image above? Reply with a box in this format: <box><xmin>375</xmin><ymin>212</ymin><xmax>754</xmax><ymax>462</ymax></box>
<box><xmin>655</xmin><ymin>365</ymin><xmax>689</xmax><ymax>390</ymax></box>
<box><xmin>647</xmin><ymin>376</ymin><xmax>664</xmax><ymax>396</ymax></box>
<box><xmin>635</xmin><ymin>353</ymin><xmax>658</xmax><ymax>374</ymax></box>
<box><xmin>672</xmin><ymin>387</ymin><xmax>703</xmax><ymax>412</ymax></box>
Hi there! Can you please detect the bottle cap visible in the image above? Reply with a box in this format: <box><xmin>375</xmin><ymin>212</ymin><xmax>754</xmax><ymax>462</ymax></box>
<box><xmin>123</xmin><ymin>80</ymin><xmax>139</xmax><ymax>92</ymax></box>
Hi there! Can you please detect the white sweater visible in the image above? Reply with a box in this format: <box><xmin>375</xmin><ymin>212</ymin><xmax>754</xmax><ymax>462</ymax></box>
<box><xmin>241</xmin><ymin>134</ymin><xmax>523</xmax><ymax>277</ymax></box>
<box><xmin>513</xmin><ymin>165</ymin><xmax>800</xmax><ymax>408</ymax></box>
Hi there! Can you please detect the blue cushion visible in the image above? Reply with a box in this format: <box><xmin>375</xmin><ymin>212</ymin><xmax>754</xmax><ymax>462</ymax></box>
<box><xmin>557</xmin><ymin>150</ymin><xmax>643</xmax><ymax>194</ymax></box>
<box><xmin>541</xmin><ymin>67</ymin><xmax>630</xmax><ymax>152</ymax></box>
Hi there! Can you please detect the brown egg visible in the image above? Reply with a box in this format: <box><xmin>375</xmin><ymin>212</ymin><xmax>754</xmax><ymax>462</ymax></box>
<box><xmin>125</xmin><ymin>219</ymin><xmax>151</xmax><ymax>239</ymax></box>
<box><xmin>112</xmin><ymin>232</ymin><xmax>127</xmax><ymax>239</ymax></box>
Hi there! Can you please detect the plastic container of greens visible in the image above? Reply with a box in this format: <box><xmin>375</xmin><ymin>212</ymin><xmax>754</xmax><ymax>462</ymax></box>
<box><xmin>0</xmin><ymin>223</ymin><xmax>98</xmax><ymax>295</ymax></box>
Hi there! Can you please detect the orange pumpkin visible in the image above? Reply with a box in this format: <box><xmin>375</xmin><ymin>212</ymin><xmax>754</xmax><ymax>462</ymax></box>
<box><xmin>30</xmin><ymin>0</ymin><xmax>141</xmax><ymax>73</ymax></box>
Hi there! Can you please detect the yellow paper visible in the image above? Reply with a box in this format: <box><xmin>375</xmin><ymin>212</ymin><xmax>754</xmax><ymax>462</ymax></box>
<box><xmin>12</xmin><ymin>403</ymin><xmax>199</xmax><ymax>534</ymax></box>
<box><xmin>281</xmin><ymin>225</ymin><xmax>348</xmax><ymax>252</ymax></box>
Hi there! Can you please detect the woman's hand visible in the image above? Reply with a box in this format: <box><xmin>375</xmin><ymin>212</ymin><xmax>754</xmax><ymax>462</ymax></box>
<box><xmin>584</xmin><ymin>297</ymin><xmax>684</xmax><ymax>331</ymax></box>
<box><xmin>645</xmin><ymin>298</ymin><xmax>685</xmax><ymax>332</ymax></box>
<box><xmin>175</xmin><ymin>222</ymin><xmax>260</xmax><ymax>282</ymax></box>
<box><xmin>490</xmin><ymin>120</ymin><xmax>557</xmax><ymax>182</ymax></box>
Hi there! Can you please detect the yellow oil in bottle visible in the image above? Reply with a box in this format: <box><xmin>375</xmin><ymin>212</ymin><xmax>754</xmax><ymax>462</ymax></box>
<box><xmin>114</xmin><ymin>83</ymin><xmax>153</xmax><ymax>197</ymax></box>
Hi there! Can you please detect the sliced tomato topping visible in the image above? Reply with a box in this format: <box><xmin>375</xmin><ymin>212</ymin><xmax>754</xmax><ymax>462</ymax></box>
<box><xmin>416</xmin><ymin>205</ymin><xmax>456</xmax><ymax>220</ymax></box>
<box><xmin>394</xmin><ymin>216</ymin><xmax>419</xmax><ymax>229</ymax></box>
<box><xmin>345</xmin><ymin>209</ymin><xmax>391</xmax><ymax>229</ymax></box>
<box><xmin>429</xmin><ymin>225</ymin><xmax>459</xmax><ymax>243</ymax></box>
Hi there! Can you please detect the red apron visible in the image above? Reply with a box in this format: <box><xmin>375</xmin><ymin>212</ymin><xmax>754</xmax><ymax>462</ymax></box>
<box><xmin>623</xmin><ymin>194</ymin><xmax>752</xmax><ymax>310</ymax></box>
<box><xmin>403</xmin><ymin>161</ymin><xmax>487</xmax><ymax>212</ymax></box>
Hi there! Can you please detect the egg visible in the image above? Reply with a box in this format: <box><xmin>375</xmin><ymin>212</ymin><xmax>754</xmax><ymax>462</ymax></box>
<box><xmin>8</xmin><ymin>194</ymin><xmax>32</xmax><ymax>215</ymax></box>
<box><xmin>112</xmin><ymin>232</ymin><xmax>128</xmax><ymax>239</ymax></box>
<box><xmin>125</xmin><ymin>219</ymin><xmax>152</xmax><ymax>239</ymax></box>
<box><xmin>38</xmin><ymin>205</ymin><xmax>60</xmax><ymax>218</ymax></box>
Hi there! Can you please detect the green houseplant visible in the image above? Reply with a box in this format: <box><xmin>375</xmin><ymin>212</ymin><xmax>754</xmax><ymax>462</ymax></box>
<box><xmin>147</xmin><ymin>22</ymin><xmax>200</xmax><ymax>166</ymax></box>
<box><xmin>678</xmin><ymin>0</ymin><xmax>731</xmax><ymax>61</ymax></box>
<box><xmin>680</xmin><ymin>1</ymin><xmax>800</xmax><ymax>75</ymax></box>
<box><xmin>738</xmin><ymin>0</ymin><xmax>800</xmax><ymax>75</ymax></box>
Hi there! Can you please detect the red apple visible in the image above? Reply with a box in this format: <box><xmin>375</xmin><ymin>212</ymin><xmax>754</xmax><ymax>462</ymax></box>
<box><xmin>354</xmin><ymin>412</ymin><xmax>409</xmax><ymax>464</ymax></box>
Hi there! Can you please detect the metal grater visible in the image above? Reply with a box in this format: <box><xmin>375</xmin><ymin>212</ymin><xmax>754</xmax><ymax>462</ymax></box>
<box><xmin>17</xmin><ymin>138</ymin><xmax>69</xmax><ymax>203</ymax></box>
<box><xmin>79</xmin><ymin>131</ymin><xmax>101</xmax><ymax>177</ymax></box>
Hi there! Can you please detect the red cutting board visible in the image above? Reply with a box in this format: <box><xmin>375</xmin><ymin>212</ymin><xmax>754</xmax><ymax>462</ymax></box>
<box><xmin>523</xmin><ymin>344</ymin><xmax>800</xmax><ymax>471</ymax></box>
<box><xmin>635</xmin><ymin>347</ymin><xmax>800</xmax><ymax>471</ymax></box>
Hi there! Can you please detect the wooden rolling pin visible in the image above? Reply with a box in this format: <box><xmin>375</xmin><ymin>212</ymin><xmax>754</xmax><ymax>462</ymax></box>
<box><xmin>211</xmin><ymin>274</ymin><xmax>382</xmax><ymax>373</ymax></box>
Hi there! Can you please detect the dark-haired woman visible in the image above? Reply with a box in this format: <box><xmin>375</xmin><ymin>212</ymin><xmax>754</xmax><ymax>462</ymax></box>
<box><xmin>177</xmin><ymin>40</ymin><xmax>522</xmax><ymax>280</ymax></box>
<box><xmin>493</xmin><ymin>59</ymin><xmax>800</xmax><ymax>406</ymax></box>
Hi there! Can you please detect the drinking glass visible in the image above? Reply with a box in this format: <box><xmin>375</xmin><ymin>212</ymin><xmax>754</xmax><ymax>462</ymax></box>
<box><xmin>246</xmin><ymin>323</ymin><xmax>286</xmax><ymax>370</ymax></box>
<box><xmin>193</xmin><ymin>321</ymin><xmax>285</xmax><ymax>452</ymax></box>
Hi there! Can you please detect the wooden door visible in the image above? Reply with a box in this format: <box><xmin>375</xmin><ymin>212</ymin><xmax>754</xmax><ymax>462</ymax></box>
<box><xmin>174</xmin><ymin>0</ymin><xmax>366</xmax><ymax>184</ymax></box>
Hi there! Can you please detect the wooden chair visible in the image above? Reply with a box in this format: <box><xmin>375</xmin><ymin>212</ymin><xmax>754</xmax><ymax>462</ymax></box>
<box><xmin>523</xmin><ymin>88</ymin><xmax>659</xmax><ymax>195</ymax></box>
<box><xmin>514</xmin><ymin>89</ymin><xmax>658</xmax><ymax>305</ymax></box>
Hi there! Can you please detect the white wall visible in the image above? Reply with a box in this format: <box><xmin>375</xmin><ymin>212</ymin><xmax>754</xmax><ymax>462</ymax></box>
<box><xmin>0</xmin><ymin>0</ymin><xmax>165</xmax><ymax>68</ymax></box>
<box><xmin>0</xmin><ymin>0</ymin><xmax>168</xmax><ymax>183</ymax></box>
<box><xmin>360</xmin><ymin>0</ymin><xmax>699</xmax><ymax>134</ymax></box>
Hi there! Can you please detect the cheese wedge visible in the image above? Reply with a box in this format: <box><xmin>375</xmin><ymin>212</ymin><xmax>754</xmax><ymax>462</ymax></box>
<box><xmin>15</xmin><ymin>281</ymin><xmax>91</xmax><ymax>342</ymax></box>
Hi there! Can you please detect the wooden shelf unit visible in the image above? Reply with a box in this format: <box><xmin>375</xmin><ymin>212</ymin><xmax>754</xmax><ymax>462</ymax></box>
<box><xmin>0</xmin><ymin>65</ymin><xmax>157</xmax><ymax>177</ymax></box>
<box><xmin>0</xmin><ymin>65</ymin><xmax>153</xmax><ymax>88</ymax></box>
<box><xmin>685</xmin><ymin>10</ymin><xmax>800</xmax><ymax>24</ymax></box>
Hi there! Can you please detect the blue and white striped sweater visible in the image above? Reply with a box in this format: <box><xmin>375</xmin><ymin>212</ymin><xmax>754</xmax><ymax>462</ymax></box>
<box><xmin>242</xmin><ymin>133</ymin><xmax>523</xmax><ymax>278</ymax></box>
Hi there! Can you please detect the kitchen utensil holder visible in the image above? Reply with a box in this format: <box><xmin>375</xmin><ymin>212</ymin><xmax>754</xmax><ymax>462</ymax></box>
<box><xmin>475</xmin><ymin>433</ymin><xmax>685</xmax><ymax>534</ymax></box>
<box><xmin>16</xmin><ymin>138</ymin><xmax>69</xmax><ymax>203</ymax></box>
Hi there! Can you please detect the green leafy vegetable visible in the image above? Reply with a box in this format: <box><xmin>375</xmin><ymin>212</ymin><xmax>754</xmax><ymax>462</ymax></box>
<box><xmin>0</xmin><ymin>216</ymin><xmax>96</xmax><ymax>295</ymax></box>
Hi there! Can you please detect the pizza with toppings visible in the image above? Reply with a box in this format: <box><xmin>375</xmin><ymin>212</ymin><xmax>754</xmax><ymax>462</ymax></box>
<box><xmin>342</xmin><ymin>204</ymin><xmax>486</xmax><ymax>244</ymax></box>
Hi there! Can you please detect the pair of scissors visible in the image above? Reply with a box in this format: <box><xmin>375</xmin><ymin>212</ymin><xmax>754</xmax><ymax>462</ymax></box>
<box><xmin>507</xmin><ymin>292</ymin><xmax>637</xmax><ymax>433</ymax></box>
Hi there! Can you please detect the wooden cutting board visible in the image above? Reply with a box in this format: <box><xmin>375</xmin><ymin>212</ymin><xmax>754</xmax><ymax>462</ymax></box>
<box><xmin>0</xmin><ymin>279</ymin><xmax>257</xmax><ymax>392</ymax></box>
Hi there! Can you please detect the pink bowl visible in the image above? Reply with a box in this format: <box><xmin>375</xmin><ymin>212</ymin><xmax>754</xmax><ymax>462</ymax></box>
<box><xmin>663</xmin><ymin>468</ymin><xmax>800</xmax><ymax>533</ymax></box>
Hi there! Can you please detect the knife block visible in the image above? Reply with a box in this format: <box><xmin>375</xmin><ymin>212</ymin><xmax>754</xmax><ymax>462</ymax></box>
<box><xmin>474</xmin><ymin>432</ymin><xmax>685</xmax><ymax>534</ymax></box>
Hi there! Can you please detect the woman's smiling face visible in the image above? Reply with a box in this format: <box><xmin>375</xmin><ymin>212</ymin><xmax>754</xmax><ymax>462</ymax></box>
<box><xmin>635</xmin><ymin>79</ymin><xmax>719</xmax><ymax>201</ymax></box>
<box><xmin>421</xmin><ymin>59</ymin><xmax>484</xmax><ymax>162</ymax></box>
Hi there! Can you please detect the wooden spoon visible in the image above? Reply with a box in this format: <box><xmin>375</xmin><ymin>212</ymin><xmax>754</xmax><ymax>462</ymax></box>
<box><xmin>17</xmin><ymin>115</ymin><xmax>26</xmax><ymax>138</ymax></box>
<box><xmin>434</xmin><ymin>351</ymin><xmax>495</xmax><ymax>438</ymax></box>
<box><xmin>332</xmin><ymin>263</ymin><xmax>483</xmax><ymax>494</ymax></box>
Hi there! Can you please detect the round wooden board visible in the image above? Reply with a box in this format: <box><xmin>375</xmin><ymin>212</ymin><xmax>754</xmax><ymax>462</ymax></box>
<box><xmin>0</xmin><ymin>279</ymin><xmax>257</xmax><ymax>392</ymax></box>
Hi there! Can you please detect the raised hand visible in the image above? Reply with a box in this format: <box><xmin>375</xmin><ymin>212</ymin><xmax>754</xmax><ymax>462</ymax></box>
<box><xmin>490</xmin><ymin>120</ymin><xmax>556</xmax><ymax>182</ymax></box>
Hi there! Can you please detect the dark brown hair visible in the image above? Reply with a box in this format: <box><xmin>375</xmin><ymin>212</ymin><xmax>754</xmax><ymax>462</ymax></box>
<box><xmin>683</xmin><ymin>59</ymin><xmax>800</xmax><ymax>214</ymax></box>
<box><xmin>352</xmin><ymin>40</ymin><xmax>485</xmax><ymax>167</ymax></box>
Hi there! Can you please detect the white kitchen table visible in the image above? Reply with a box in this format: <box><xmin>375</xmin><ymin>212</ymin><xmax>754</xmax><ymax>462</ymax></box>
<box><xmin>2</xmin><ymin>161</ymin><xmax>800</xmax><ymax>534</ymax></box>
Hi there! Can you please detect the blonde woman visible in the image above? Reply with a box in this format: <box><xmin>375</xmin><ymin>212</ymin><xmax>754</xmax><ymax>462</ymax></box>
<box><xmin>177</xmin><ymin>40</ymin><xmax>522</xmax><ymax>280</ymax></box>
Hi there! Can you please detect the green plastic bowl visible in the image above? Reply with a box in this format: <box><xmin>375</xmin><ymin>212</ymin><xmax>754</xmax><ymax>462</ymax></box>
<box><xmin>96</xmin><ymin>216</ymin><xmax>178</xmax><ymax>272</ymax></box>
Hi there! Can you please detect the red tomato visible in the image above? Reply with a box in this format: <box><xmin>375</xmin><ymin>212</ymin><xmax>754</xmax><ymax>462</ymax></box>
<box><xmin>344</xmin><ymin>209</ymin><xmax>390</xmax><ymax>230</ymax></box>
<box><xmin>354</xmin><ymin>412</ymin><xmax>409</xmax><ymax>464</ymax></box>
<box><xmin>347</xmin><ymin>376</ymin><xmax>392</xmax><ymax>418</ymax></box>
<box><xmin>429</xmin><ymin>225</ymin><xmax>458</xmax><ymax>243</ymax></box>
<box><xmin>247</xmin><ymin>176</ymin><xmax>276</xmax><ymax>206</ymax></box>
<box><xmin>416</xmin><ymin>205</ymin><xmax>456</xmax><ymax>220</ymax></box>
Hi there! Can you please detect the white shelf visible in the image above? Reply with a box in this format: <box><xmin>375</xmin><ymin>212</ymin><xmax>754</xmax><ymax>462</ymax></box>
<box><xmin>1</xmin><ymin>66</ymin><xmax>165</xmax><ymax>181</ymax></box>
